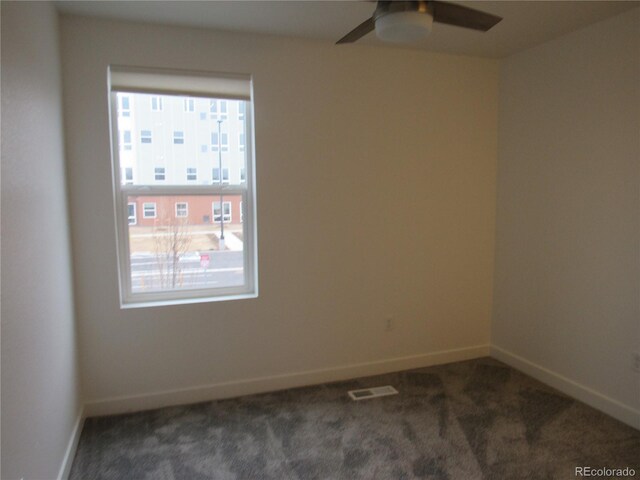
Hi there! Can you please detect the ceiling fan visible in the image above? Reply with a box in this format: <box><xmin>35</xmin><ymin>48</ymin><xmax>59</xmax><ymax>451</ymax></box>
<box><xmin>337</xmin><ymin>1</ymin><xmax>502</xmax><ymax>44</ymax></box>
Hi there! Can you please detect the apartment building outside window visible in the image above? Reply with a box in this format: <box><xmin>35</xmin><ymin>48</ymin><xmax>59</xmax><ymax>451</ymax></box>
<box><xmin>109</xmin><ymin>66</ymin><xmax>257</xmax><ymax>306</ymax></box>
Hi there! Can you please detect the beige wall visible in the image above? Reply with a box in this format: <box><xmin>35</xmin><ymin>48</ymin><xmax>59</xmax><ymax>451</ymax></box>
<box><xmin>60</xmin><ymin>15</ymin><xmax>498</xmax><ymax>411</ymax></box>
<box><xmin>493</xmin><ymin>8</ymin><xmax>640</xmax><ymax>420</ymax></box>
<box><xmin>1</xmin><ymin>3</ymin><xmax>82</xmax><ymax>479</ymax></box>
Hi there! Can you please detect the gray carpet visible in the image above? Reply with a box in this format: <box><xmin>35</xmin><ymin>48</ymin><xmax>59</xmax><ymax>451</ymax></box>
<box><xmin>70</xmin><ymin>358</ymin><xmax>639</xmax><ymax>479</ymax></box>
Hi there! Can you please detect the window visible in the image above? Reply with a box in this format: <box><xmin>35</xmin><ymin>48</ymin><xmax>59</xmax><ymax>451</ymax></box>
<box><xmin>240</xmin><ymin>167</ymin><xmax>246</xmax><ymax>183</ymax></box>
<box><xmin>211</xmin><ymin>132</ymin><xmax>228</xmax><ymax>152</ymax></box>
<box><xmin>151</xmin><ymin>96</ymin><xmax>163</xmax><ymax>111</ymax></box>
<box><xmin>200</xmin><ymin>112</ymin><xmax>207</xmax><ymax>120</ymax></box>
<box><xmin>175</xmin><ymin>202</ymin><xmax>188</xmax><ymax>218</ymax></box>
<box><xmin>121</xmin><ymin>130</ymin><xmax>132</xmax><ymax>150</ymax></box>
<box><xmin>110</xmin><ymin>69</ymin><xmax>256</xmax><ymax>306</ymax></box>
<box><xmin>238</xmin><ymin>102</ymin><xmax>245</xmax><ymax>120</ymax></box>
<box><xmin>239</xmin><ymin>132</ymin><xmax>245</xmax><ymax>152</ymax></box>
<box><xmin>128</xmin><ymin>203</ymin><xmax>137</xmax><ymax>225</ymax></box>
<box><xmin>143</xmin><ymin>202</ymin><xmax>157</xmax><ymax>218</ymax></box>
<box><xmin>120</xmin><ymin>96</ymin><xmax>131</xmax><ymax>117</ymax></box>
<box><xmin>213</xmin><ymin>201</ymin><xmax>231</xmax><ymax>223</ymax></box>
<box><xmin>209</xmin><ymin>99</ymin><xmax>228</xmax><ymax>120</ymax></box>
<box><xmin>124</xmin><ymin>167</ymin><xmax>133</xmax><ymax>183</ymax></box>
<box><xmin>219</xmin><ymin>100</ymin><xmax>228</xmax><ymax>119</ymax></box>
<box><xmin>212</xmin><ymin>167</ymin><xmax>229</xmax><ymax>184</ymax></box>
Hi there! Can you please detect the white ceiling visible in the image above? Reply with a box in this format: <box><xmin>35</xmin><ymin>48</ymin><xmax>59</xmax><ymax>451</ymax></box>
<box><xmin>55</xmin><ymin>1</ymin><xmax>638</xmax><ymax>58</ymax></box>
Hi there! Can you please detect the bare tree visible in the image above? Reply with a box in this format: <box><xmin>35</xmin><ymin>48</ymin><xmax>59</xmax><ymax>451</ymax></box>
<box><xmin>152</xmin><ymin>213</ymin><xmax>192</xmax><ymax>289</ymax></box>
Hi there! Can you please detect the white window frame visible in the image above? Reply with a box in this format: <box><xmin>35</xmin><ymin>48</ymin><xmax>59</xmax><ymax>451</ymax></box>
<box><xmin>184</xmin><ymin>98</ymin><xmax>195</xmax><ymax>112</ymax></box>
<box><xmin>128</xmin><ymin>202</ymin><xmax>137</xmax><ymax>225</ymax></box>
<box><xmin>141</xmin><ymin>130</ymin><xmax>152</xmax><ymax>144</ymax></box>
<box><xmin>173</xmin><ymin>131</ymin><xmax>184</xmax><ymax>144</ymax></box>
<box><xmin>175</xmin><ymin>202</ymin><xmax>188</xmax><ymax>218</ymax></box>
<box><xmin>239</xmin><ymin>132</ymin><xmax>245</xmax><ymax>152</ymax></box>
<box><xmin>109</xmin><ymin>66</ymin><xmax>257</xmax><ymax>307</ymax></box>
<box><xmin>212</xmin><ymin>200</ymin><xmax>232</xmax><ymax>223</ymax></box>
<box><xmin>186</xmin><ymin>167</ymin><xmax>197</xmax><ymax>181</ymax></box>
<box><xmin>143</xmin><ymin>202</ymin><xmax>157</xmax><ymax>218</ymax></box>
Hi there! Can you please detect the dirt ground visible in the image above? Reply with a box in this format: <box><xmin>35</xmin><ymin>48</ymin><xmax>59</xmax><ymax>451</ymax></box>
<box><xmin>129</xmin><ymin>224</ymin><xmax>242</xmax><ymax>252</ymax></box>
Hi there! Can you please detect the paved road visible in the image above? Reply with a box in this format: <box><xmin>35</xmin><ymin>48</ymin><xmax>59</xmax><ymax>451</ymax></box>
<box><xmin>130</xmin><ymin>251</ymin><xmax>244</xmax><ymax>292</ymax></box>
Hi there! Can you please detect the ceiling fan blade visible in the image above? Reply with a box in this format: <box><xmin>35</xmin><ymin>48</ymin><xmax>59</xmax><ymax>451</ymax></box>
<box><xmin>336</xmin><ymin>17</ymin><xmax>375</xmax><ymax>44</ymax></box>
<box><xmin>431</xmin><ymin>1</ymin><xmax>502</xmax><ymax>32</ymax></box>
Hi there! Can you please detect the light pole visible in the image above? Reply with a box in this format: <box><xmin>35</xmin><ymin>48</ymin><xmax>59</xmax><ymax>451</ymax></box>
<box><xmin>217</xmin><ymin>119</ymin><xmax>225</xmax><ymax>251</ymax></box>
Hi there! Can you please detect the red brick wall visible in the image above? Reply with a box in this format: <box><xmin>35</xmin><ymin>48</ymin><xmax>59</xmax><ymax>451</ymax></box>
<box><xmin>127</xmin><ymin>195</ymin><xmax>242</xmax><ymax>227</ymax></box>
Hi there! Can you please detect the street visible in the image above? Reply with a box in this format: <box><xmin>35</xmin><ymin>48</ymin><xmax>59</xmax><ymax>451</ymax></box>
<box><xmin>130</xmin><ymin>250</ymin><xmax>244</xmax><ymax>292</ymax></box>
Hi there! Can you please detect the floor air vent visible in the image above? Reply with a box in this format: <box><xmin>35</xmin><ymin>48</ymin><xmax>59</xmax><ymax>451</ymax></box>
<box><xmin>348</xmin><ymin>385</ymin><xmax>399</xmax><ymax>401</ymax></box>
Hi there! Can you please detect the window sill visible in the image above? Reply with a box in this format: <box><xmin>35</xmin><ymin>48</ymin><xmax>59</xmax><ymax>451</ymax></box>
<box><xmin>120</xmin><ymin>291</ymin><xmax>258</xmax><ymax>310</ymax></box>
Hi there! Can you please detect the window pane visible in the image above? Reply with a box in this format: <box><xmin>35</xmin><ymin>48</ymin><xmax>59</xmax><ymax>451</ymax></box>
<box><xmin>116</xmin><ymin>92</ymin><xmax>246</xmax><ymax>186</ymax></box>
<box><xmin>127</xmin><ymin>194</ymin><xmax>245</xmax><ymax>293</ymax></box>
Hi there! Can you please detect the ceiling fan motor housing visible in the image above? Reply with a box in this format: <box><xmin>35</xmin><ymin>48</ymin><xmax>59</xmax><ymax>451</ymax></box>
<box><xmin>374</xmin><ymin>1</ymin><xmax>434</xmax><ymax>43</ymax></box>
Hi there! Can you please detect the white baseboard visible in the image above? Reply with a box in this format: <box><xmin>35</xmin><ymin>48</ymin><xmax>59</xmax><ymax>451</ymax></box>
<box><xmin>84</xmin><ymin>344</ymin><xmax>490</xmax><ymax>417</ymax></box>
<box><xmin>57</xmin><ymin>407</ymin><xmax>84</xmax><ymax>480</ymax></box>
<box><xmin>491</xmin><ymin>345</ymin><xmax>640</xmax><ymax>430</ymax></box>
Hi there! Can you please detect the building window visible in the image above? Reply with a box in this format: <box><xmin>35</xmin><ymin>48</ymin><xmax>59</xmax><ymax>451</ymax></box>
<box><xmin>213</xmin><ymin>201</ymin><xmax>231</xmax><ymax>223</ymax></box>
<box><xmin>240</xmin><ymin>167</ymin><xmax>246</xmax><ymax>183</ymax></box>
<box><xmin>240</xmin><ymin>201</ymin><xmax>243</xmax><ymax>223</ymax></box>
<box><xmin>175</xmin><ymin>202</ymin><xmax>188</xmax><ymax>218</ymax></box>
<box><xmin>211</xmin><ymin>132</ymin><xmax>228</xmax><ymax>152</ymax></box>
<box><xmin>111</xmin><ymin>71</ymin><xmax>256</xmax><ymax>306</ymax></box>
<box><xmin>120</xmin><ymin>95</ymin><xmax>131</xmax><ymax>117</ymax></box>
<box><xmin>151</xmin><ymin>96</ymin><xmax>163</xmax><ymax>111</ymax></box>
<box><xmin>124</xmin><ymin>167</ymin><xmax>133</xmax><ymax>183</ymax></box>
<box><xmin>209</xmin><ymin>99</ymin><xmax>228</xmax><ymax>120</ymax></box>
<box><xmin>238</xmin><ymin>102</ymin><xmax>245</xmax><ymax>120</ymax></box>
<box><xmin>143</xmin><ymin>202</ymin><xmax>156</xmax><ymax>218</ymax></box>
<box><xmin>212</xmin><ymin>167</ymin><xmax>229</xmax><ymax>184</ymax></box>
<box><xmin>219</xmin><ymin>100</ymin><xmax>228</xmax><ymax>119</ymax></box>
<box><xmin>200</xmin><ymin>112</ymin><xmax>207</xmax><ymax>120</ymax></box>
<box><xmin>128</xmin><ymin>203</ymin><xmax>137</xmax><ymax>225</ymax></box>
<box><xmin>239</xmin><ymin>132</ymin><xmax>245</xmax><ymax>152</ymax></box>
<box><xmin>122</xmin><ymin>130</ymin><xmax>132</xmax><ymax>150</ymax></box>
